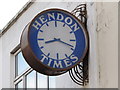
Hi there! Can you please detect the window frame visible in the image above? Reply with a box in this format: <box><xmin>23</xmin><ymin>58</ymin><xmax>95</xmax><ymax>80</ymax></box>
<box><xmin>13</xmin><ymin>49</ymin><xmax>49</xmax><ymax>88</ymax></box>
<box><xmin>12</xmin><ymin>44</ymin><xmax>55</xmax><ymax>88</ymax></box>
<box><xmin>12</xmin><ymin>47</ymin><xmax>34</xmax><ymax>88</ymax></box>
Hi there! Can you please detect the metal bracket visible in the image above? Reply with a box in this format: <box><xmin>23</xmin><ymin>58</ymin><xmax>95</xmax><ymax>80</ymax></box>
<box><xmin>69</xmin><ymin>4</ymin><xmax>89</xmax><ymax>86</ymax></box>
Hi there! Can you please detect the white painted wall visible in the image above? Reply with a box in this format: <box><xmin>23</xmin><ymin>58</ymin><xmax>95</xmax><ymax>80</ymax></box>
<box><xmin>86</xmin><ymin>2</ymin><xmax>100</xmax><ymax>88</ymax></box>
<box><xmin>0</xmin><ymin>1</ymin><xmax>118</xmax><ymax>88</ymax></box>
<box><xmin>0</xmin><ymin>33</ymin><xmax>2</xmax><ymax>90</ymax></box>
<box><xmin>96</xmin><ymin>2</ymin><xmax>118</xmax><ymax>88</ymax></box>
<box><xmin>86</xmin><ymin>2</ymin><xmax>118</xmax><ymax>88</ymax></box>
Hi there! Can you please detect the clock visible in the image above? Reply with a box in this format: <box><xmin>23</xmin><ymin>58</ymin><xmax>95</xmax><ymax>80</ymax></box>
<box><xmin>21</xmin><ymin>9</ymin><xmax>88</xmax><ymax>75</ymax></box>
<box><xmin>37</xmin><ymin>21</ymin><xmax>76</xmax><ymax>60</ymax></box>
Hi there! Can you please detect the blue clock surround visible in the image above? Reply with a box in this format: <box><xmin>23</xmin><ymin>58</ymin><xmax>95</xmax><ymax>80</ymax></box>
<box><xmin>28</xmin><ymin>9</ymin><xmax>88</xmax><ymax>70</ymax></box>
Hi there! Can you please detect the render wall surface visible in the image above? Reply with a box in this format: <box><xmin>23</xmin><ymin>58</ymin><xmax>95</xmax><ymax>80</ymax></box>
<box><xmin>96</xmin><ymin>2</ymin><xmax>118</xmax><ymax>88</ymax></box>
<box><xmin>0</xmin><ymin>1</ymin><xmax>118</xmax><ymax>89</ymax></box>
<box><xmin>87</xmin><ymin>2</ymin><xmax>118</xmax><ymax>88</ymax></box>
<box><xmin>0</xmin><ymin>34</ymin><xmax>2</xmax><ymax>89</ymax></box>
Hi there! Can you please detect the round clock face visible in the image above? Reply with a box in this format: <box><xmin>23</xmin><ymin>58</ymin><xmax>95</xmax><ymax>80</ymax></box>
<box><xmin>28</xmin><ymin>9</ymin><xmax>88</xmax><ymax>70</ymax></box>
<box><xmin>37</xmin><ymin>21</ymin><xmax>76</xmax><ymax>60</ymax></box>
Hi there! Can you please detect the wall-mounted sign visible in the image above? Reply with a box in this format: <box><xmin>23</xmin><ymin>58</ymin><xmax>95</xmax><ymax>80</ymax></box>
<box><xmin>20</xmin><ymin>9</ymin><xmax>88</xmax><ymax>75</ymax></box>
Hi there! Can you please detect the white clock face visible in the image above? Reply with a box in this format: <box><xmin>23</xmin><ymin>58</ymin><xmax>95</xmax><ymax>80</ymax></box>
<box><xmin>37</xmin><ymin>21</ymin><xmax>76</xmax><ymax>60</ymax></box>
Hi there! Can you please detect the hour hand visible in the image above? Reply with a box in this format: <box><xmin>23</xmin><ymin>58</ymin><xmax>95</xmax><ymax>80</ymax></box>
<box><xmin>45</xmin><ymin>38</ymin><xmax>57</xmax><ymax>44</ymax></box>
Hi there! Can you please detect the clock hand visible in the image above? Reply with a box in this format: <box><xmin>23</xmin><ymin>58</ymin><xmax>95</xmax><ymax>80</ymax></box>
<box><xmin>57</xmin><ymin>38</ymin><xmax>74</xmax><ymax>47</ymax></box>
<box><xmin>45</xmin><ymin>38</ymin><xmax>58</xmax><ymax>44</ymax></box>
<box><xmin>45</xmin><ymin>38</ymin><xmax>74</xmax><ymax>47</ymax></box>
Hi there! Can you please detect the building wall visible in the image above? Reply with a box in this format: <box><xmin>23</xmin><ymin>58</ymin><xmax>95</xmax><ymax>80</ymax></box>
<box><xmin>86</xmin><ymin>2</ymin><xmax>100</xmax><ymax>88</ymax></box>
<box><xmin>86</xmin><ymin>2</ymin><xmax>118</xmax><ymax>88</ymax></box>
<box><xmin>96</xmin><ymin>2</ymin><xmax>118</xmax><ymax>88</ymax></box>
<box><xmin>0</xmin><ymin>1</ymin><xmax>118</xmax><ymax>89</ymax></box>
<box><xmin>0</xmin><ymin>31</ymin><xmax>2</xmax><ymax>89</ymax></box>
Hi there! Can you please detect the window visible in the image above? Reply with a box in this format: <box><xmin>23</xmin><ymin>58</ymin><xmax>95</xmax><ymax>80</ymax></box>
<box><xmin>14</xmin><ymin>51</ymin><xmax>56</xmax><ymax>88</ymax></box>
<box><xmin>15</xmin><ymin>52</ymin><xmax>30</xmax><ymax>77</ymax></box>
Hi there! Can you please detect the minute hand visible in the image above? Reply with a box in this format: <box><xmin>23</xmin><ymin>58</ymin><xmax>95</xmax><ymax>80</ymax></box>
<box><xmin>58</xmin><ymin>39</ymin><xmax>74</xmax><ymax>47</ymax></box>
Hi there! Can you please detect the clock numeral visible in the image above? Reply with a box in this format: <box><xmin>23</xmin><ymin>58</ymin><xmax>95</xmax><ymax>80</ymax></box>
<box><xmin>70</xmin><ymin>31</ymin><xmax>74</xmax><ymax>34</ymax></box>
<box><xmin>39</xmin><ymin>30</ymin><xmax>43</xmax><ymax>32</ymax></box>
<box><xmin>63</xmin><ymin>23</ymin><xmax>65</xmax><ymax>27</ymax></box>
<box><xmin>38</xmin><ymin>38</ymin><xmax>44</xmax><ymax>41</ymax></box>
<box><xmin>46</xmin><ymin>23</ymin><xmax>49</xmax><ymax>26</ymax></box>
<box><xmin>70</xmin><ymin>39</ymin><xmax>76</xmax><ymax>41</ymax></box>
<box><xmin>56</xmin><ymin>53</ymin><xmax>59</xmax><ymax>60</ymax></box>
<box><xmin>71</xmin><ymin>48</ymin><xmax>74</xmax><ymax>51</ymax></box>
<box><xmin>47</xmin><ymin>53</ymin><xmax>50</xmax><ymax>57</ymax></box>
<box><xmin>55</xmin><ymin>21</ymin><xmax>57</xmax><ymax>27</ymax></box>
<box><xmin>40</xmin><ymin>46</ymin><xmax>44</xmax><ymax>49</ymax></box>
<box><xmin>65</xmin><ymin>54</ymin><xmax>68</xmax><ymax>58</ymax></box>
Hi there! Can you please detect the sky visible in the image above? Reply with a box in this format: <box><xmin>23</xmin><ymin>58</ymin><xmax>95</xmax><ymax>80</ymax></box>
<box><xmin>0</xmin><ymin>0</ymin><xmax>118</xmax><ymax>30</ymax></box>
<box><xmin>0</xmin><ymin>0</ymin><xmax>29</xmax><ymax>30</ymax></box>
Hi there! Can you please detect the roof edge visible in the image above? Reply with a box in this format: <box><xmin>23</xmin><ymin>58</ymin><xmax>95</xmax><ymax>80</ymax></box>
<box><xmin>0</xmin><ymin>0</ymin><xmax>35</xmax><ymax>37</ymax></box>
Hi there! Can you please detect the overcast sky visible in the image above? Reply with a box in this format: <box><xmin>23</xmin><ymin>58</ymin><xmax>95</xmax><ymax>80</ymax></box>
<box><xmin>0</xmin><ymin>0</ymin><xmax>29</xmax><ymax>30</ymax></box>
<box><xmin>0</xmin><ymin>0</ymin><xmax>118</xmax><ymax>30</ymax></box>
